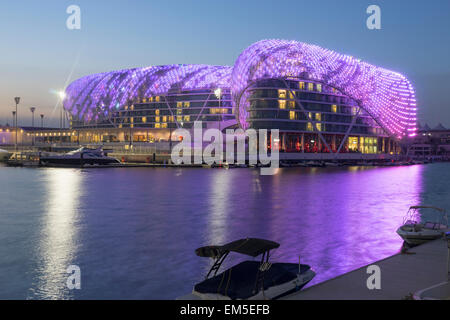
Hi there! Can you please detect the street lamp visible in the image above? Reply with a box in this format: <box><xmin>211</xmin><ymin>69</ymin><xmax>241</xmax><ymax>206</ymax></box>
<box><xmin>127</xmin><ymin>99</ymin><xmax>133</xmax><ymax>147</ymax></box>
<box><xmin>14</xmin><ymin>97</ymin><xmax>20</xmax><ymax>152</ymax></box>
<box><xmin>40</xmin><ymin>114</ymin><xmax>44</xmax><ymax>128</ymax></box>
<box><xmin>30</xmin><ymin>107</ymin><xmax>36</xmax><ymax>126</ymax></box>
<box><xmin>30</xmin><ymin>107</ymin><xmax>36</xmax><ymax>146</ymax></box>
<box><xmin>58</xmin><ymin>91</ymin><xmax>66</xmax><ymax>129</ymax></box>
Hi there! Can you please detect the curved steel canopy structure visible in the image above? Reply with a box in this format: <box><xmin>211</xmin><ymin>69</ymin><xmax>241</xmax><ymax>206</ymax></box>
<box><xmin>64</xmin><ymin>64</ymin><xmax>232</xmax><ymax>122</ymax></box>
<box><xmin>231</xmin><ymin>40</ymin><xmax>417</xmax><ymax>137</ymax></box>
<box><xmin>63</xmin><ymin>39</ymin><xmax>417</xmax><ymax>137</ymax></box>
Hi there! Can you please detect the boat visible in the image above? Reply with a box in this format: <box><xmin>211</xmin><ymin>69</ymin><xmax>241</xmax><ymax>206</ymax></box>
<box><xmin>396</xmin><ymin>206</ymin><xmax>448</xmax><ymax>246</ymax></box>
<box><xmin>323</xmin><ymin>161</ymin><xmax>341</xmax><ymax>167</ymax></box>
<box><xmin>179</xmin><ymin>238</ymin><xmax>316</xmax><ymax>300</ymax></box>
<box><xmin>39</xmin><ymin>146</ymin><xmax>120</xmax><ymax>166</ymax></box>
<box><xmin>0</xmin><ymin>148</ymin><xmax>12</xmax><ymax>162</ymax></box>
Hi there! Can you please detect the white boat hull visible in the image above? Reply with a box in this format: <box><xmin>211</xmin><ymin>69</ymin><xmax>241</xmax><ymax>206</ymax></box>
<box><xmin>0</xmin><ymin>150</ymin><xmax>11</xmax><ymax>162</ymax></box>
<box><xmin>396</xmin><ymin>227</ymin><xmax>446</xmax><ymax>246</ymax></box>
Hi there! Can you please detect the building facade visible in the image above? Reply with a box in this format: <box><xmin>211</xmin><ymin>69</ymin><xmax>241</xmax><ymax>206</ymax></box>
<box><xmin>61</xmin><ymin>39</ymin><xmax>417</xmax><ymax>155</ymax></box>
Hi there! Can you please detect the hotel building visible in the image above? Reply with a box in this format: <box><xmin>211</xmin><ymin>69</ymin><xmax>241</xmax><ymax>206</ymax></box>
<box><xmin>60</xmin><ymin>39</ymin><xmax>417</xmax><ymax>157</ymax></box>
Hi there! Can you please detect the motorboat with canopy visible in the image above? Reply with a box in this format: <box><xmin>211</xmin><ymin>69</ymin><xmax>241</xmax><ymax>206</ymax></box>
<box><xmin>396</xmin><ymin>206</ymin><xmax>448</xmax><ymax>246</ymax></box>
<box><xmin>179</xmin><ymin>238</ymin><xmax>315</xmax><ymax>300</ymax></box>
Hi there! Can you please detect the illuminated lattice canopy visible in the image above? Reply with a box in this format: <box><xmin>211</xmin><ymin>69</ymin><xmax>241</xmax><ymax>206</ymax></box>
<box><xmin>63</xmin><ymin>64</ymin><xmax>232</xmax><ymax>122</ymax></box>
<box><xmin>231</xmin><ymin>39</ymin><xmax>417</xmax><ymax>137</ymax></box>
<box><xmin>64</xmin><ymin>40</ymin><xmax>417</xmax><ymax>137</ymax></box>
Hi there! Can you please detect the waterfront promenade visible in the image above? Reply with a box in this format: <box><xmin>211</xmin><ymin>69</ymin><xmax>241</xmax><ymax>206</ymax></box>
<box><xmin>286</xmin><ymin>238</ymin><xmax>449</xmax><ymax>300</ymax></box>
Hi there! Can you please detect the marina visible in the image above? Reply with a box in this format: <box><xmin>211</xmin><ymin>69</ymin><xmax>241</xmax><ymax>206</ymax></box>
<box><xmin>1</xmin><ymin>1</ymin><xmax>450</xmax><ymax>305</ymax></box>
<box><xmin>1</xmin><ymin>162</ymin><xmax>449</xmax><ymax>299</ymax></box>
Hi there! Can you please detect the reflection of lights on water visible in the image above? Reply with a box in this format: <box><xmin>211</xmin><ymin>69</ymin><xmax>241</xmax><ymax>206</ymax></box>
<box><xmin>207</xmin><ymin>170</ymin><xmax>231</xmax><ymax>245</ymax></box>
<box><xmin>35</xmin><ymin>169</ymin><xmax>82</xmax><ymax>299</ymax></box>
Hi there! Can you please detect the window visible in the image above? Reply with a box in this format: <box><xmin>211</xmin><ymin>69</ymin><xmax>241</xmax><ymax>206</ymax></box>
<box><xmin>142</xmin><ymin>116</ymin><xmax>147</xmax><ymax>123</ymax></box>
<box><xmin>299</xmin><ymin>82</ymin><xmax>305</xmax><ymax>90</ymax></box>
<box><xmin>155</xmin><ymin>123</ymin><xmax>160</xmax><ymax>128</ymax></box>
<box><xmin>169</xmin><ymin>116</ymin><xmax>174</xmax><ymax>122</ymax></box>
<box><xmin>279</xmin><ymin>100</ymin><xmax>286</xmax><ymax>109</ymax></box>
<box><xmin>177</xmin><ymin>116</ymin><xmax>182</xmax><ymax>122</ymax></box>
<box><xmin>130</xmin><ymin>117</ymin><xmax>134</xmax><ymax>123</ymax></box>
<box><xmin>317</xmin><ymin>84</ymin><xmax>322</xmax><ymax>92</ymax></box>
<box><xmin>184</xmin><ymin>102</ymin><xmax>190</xmax><ymax>108</ymax></box>
<box><xmin>155</xmin><ymin>109</ymin><xmax>160</xmax><ymax>115</ymax></box>
<box><xmin>278</xmin><ymin>89</ymin><xmax>287</xmax><ymax>99</ymax></box>
<box><xmin>155</xmin><ymin>116</ymin><xmax>160</xmax><ymax>122</ymax></box>
<box><xmin>331</xmin><ymin>105</ymin><xmax>337</xmax><ymax>113</ymax></box>
<box><xmin>308</xmin><ymin>83</ymin><xmax>314</xmax><ymax>91</ymax></box>
<box><xmin>155</xmin><ymin>96</ymin><xmax>160</xmax><ymax>102</ymax></box>
<box><xmin>161</xmin><ymin>123</ymin><xmax>167</xmax><ymax>128</ymax></box>
<box><xmin>143</xmin><ymin>98</ymin><xmax>147</xmax><ymax>103</ymax></box>
<box><xmin>289</xmin><ymin>111</ymin><xmax>296</xmax><ymax>120</ymax></box>
<box><xmin>149</xmin><ymin>97</ymin><xmax>153</xmax><ymax>102</ymax></box>
<box><xmin>184</xmin><ymin>115</ymin><xmax>190</xmax><ymax>121</ymax></box>
<box><xmin>315</xmin><ymin>113</ymin><xmax>321</xmax><ymax>121</ymax></box>
<box><xmin>288</xmin><ymin>101</ymin><xmax>295</xmax><ymax>109</ymax></box>
<box><xmin>177</xmin><ymin>102</ymin><xmax>183</xmax><ymax>108</ymax></box>
<box><xmin>289</xmin><ymin>91</ymin><xmax>295</xmax><ymax>99</ymax></box>
<box><xmin>348</xmin><ymin>137</ymin><xmax>358</xmax><ymax>151</ymax></box>
<box><xmin>316</xmin><ymin>123</ymin><xmax>322</xmax><ymax>131</ymax></box>
<box><xmin>162</xmin><ymin>116</ymin><xmax>167</xmax><ymax>122</ymax></box>
<box><xmin>307</xmin><ymin>122</ymin><xmax>313</xmax><ymax>131</ymax></box>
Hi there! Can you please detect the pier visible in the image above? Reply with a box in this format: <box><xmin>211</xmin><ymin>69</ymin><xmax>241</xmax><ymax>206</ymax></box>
<box><xmin>286</xmin><ymin>238</ymin><xmax>450</xmax><ymax>300</ymax></box>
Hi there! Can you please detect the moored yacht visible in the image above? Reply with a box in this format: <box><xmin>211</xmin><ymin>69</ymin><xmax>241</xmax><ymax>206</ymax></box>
<box><xmin>0</xmin><ymin>148</ymin><xmax>11</xmax><ymax>162</ymax></box>
<box><xmin>39</xmin><ymin>146</ymin><xmax>120</xmax><ymax>166</ymax></box>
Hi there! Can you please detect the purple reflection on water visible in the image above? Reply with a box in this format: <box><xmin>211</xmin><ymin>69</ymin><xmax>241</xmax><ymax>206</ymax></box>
<box><xmin>0</xmin><ymin>164</ymin><xmax>431</xmax><ymax>299</ymax></box>
<box><xmin>198</xmin><ymin>165</ymin><xmax>424</xmax><ymax>287</ymax></box>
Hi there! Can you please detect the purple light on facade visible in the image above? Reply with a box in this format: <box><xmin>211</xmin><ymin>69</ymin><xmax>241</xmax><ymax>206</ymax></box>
<box><xmin>63</xmin><ymin>39</ymin><xmax>418</xmax><ymax>138</ymax></box>
<box><xmin>63</xmin><ymin>64</ymin><xmax>232</xmax><ymax>121</ymax></box>
<box><xmin>231</xmin><ymin>40</ymin><xmax>417</xmax><ymax>137</ymax></box>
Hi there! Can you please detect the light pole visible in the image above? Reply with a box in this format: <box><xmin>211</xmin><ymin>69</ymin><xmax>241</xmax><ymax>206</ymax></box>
<box><xmin>40</xmin><ymin>114</ymin><xmax>44</xmax><ymax>128</ymax></box>
<box><xmin>30</xmin><ymin>107</ymin><xmax>36</xmax><ymax>126</ymax></box>
<box><xmin>30</xmin><ymin>107</ymin><xmax>36</xmax><ymax>146</ymax></box>
<box><xmin>12</xmin><ymin>111</ymin><xmax>16</xmax><ymax>128</ymax></box>
<box><xmin>14</xmin><ymin>97</ymin><xmax>20</xmax><ymax>152</ymax></box>
<box><xmin>59</xmin><ymin>91</ymin><xmax>66</xmax><ymax>129</ymax></box>
<box><xmin>127</xmin><ymin>99</ymin><xmax>133</xmax><ymax>147</ymax></box>
<box><xmin>214</xmin><ymin>88</ymin><xmax>222</xmax><ymax>131</ymax></box>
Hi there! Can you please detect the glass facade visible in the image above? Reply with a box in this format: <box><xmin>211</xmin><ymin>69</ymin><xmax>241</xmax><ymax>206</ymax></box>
<box><xmin>70</xmin><ymin>88</ymin><xmax>234</xmax><ymax>130</ymax></box>
<box><xmin>245</xmin><ymin>78</ymin><xmax>392</xmax><ymax>154</ymax></box>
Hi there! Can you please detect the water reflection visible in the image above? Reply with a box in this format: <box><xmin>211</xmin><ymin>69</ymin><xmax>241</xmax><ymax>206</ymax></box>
<box><xmin>266</xmin><ymin>165</ymin><xmax>424</xmax><ymax>284</ymax></box>
<box><xmin>31</xmin><ymin>169</ymin><xmax>82</xmax><ymax>299</ymax></box>
<box><xmin>2</xmin><ymin>163</ymin><xmax>442</xmax><ymax>299</ymax></box>
<box><xmin>207</xmin><ymin>170</ymin><xmax>232</xmax><ymax>245</ymax></box>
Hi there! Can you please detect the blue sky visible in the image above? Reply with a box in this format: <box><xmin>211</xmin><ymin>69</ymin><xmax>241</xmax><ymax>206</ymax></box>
<box><xmin>1</xmin><ymin>0</ymin><xmax>449</xmax><ymax>127</ymax></box>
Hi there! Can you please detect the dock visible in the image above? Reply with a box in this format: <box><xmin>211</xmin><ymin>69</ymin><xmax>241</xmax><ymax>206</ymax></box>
<box><xmin>286</xmin><ymin>238</ymin><xmax>450</xmax><ymax>300</ymax></box>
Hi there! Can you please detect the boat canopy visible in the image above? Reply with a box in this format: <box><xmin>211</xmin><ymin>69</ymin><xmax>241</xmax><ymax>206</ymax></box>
<box><xmin>196</xmin><ymin>238</ymin><xmax>280</xmax><ymax>258</ymax></box>
<box><xmin>409</xmin><ymin>206</ymin><xmax>445</xmax><ymax>212</ymax></box>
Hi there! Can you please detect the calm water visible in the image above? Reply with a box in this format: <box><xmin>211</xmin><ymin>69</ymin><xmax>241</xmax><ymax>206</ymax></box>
<box><xmin>0</xmin><ymin>163</ymin><xmax>449</xmax><ymax>299</ymax></box>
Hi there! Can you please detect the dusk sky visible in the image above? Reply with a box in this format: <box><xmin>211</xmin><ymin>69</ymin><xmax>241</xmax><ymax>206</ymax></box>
<box><xmin>1</xmin><ymin>0</ymin><xmax>449</xmax><ymax>128</ymax></box>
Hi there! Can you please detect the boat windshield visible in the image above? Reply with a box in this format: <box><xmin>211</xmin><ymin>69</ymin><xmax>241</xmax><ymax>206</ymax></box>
<box><xmin>66</xmin><ymin>148</ymin><xmax>84</xmax><ymax>155</ymax></box>
<box><xmin>403</xmin><ymin>206</ymin><xmax>448</xmax><ymax>226</ymax></box>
